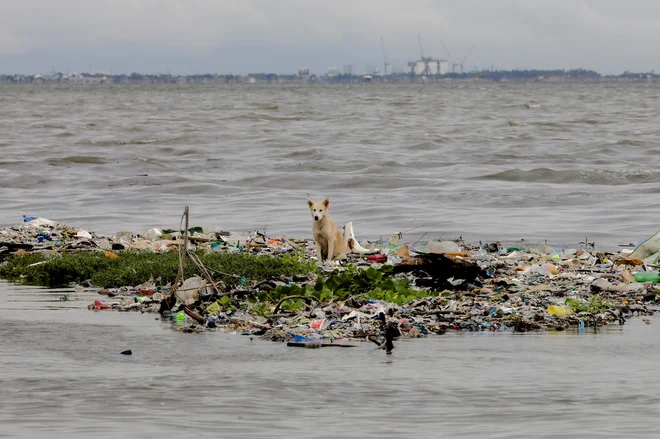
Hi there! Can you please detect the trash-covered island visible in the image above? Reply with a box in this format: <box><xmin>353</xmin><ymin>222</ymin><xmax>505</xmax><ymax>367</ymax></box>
<box><xmin>2</xmin><ymin>208</ymin><xmax>660</xmax><ymax>351</ymax></box>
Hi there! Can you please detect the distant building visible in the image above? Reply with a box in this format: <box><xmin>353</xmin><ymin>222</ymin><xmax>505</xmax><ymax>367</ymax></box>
<box><xmin>297</xmin><ymin>67</ymin><xmax>310</xmax><ymax>77</ymax></box>
<box><xmin>410</xmin><ymin>57</ymin><xmax>450</xmax><ymax>76</ymax></box>
<box><xmin>343</xmin><ymin>64</ymin><xmax>356</xmax><ymax>76</ymax></box>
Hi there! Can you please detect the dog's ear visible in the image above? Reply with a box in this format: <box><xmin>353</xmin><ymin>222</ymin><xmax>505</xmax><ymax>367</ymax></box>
<box><xmin>307</xmin><ymin>199</ymin><xmax>314</xmax><ymax>208</ymax></box>
<box><xmin>322</xmin><ymin>198</ymin><xmax>329</xmax><ymax>208</ymax></box>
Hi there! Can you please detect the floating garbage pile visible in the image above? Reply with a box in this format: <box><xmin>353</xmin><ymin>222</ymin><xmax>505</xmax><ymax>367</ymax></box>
<box><xmin>0</xmin><ymin>215</ymin><xmax>300</xmax><ymax>257</ymax></box>
<box><xmin>3</xmin><ymin>214</ymin><xmax>660</xmax><ymax>348</ymax></box>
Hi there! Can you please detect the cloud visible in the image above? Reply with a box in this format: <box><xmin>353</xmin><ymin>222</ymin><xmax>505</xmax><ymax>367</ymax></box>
<box><xmin>0</xmin><ymin>0</ymin><xmax>658</xmax><ymax>74</ymax></box>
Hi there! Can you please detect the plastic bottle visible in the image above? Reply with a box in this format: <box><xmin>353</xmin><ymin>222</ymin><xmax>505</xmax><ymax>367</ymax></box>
<box><xmin>634</xmin><ymin>271</ymin><xmax>660</xmax><ymax>283</ymax></box>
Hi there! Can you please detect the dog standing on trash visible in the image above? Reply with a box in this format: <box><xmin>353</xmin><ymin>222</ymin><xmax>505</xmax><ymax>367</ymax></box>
<box><xmin>307</xmin><ymin>198</ymin><xmax>346</xmax><ymax>263</ymax></box>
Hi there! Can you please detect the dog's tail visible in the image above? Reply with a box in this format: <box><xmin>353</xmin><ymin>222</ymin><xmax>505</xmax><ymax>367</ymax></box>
<box><xmin>343</xmin><ymin>222</ymin><xmax>372</xmax><ymax>254</ymax></box>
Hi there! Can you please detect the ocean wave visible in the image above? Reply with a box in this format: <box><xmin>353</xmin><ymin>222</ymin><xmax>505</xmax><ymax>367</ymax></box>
<box><xmin>33</xmin><ymin>123</ymin><xmax>67</xmax><ymax>129</ymax></box>
<box><xmin>615</xmin><ymin>139</ymin><xmax>644</xmax><ymax>146</ymax></box>
<box><xmin>280</xmin><ymin>149</ymin><xmax>326</xmax><ymax>159</ymax></box>
<box><xmin>475</xmin><ymin>168</ymin><xmax>660</xmax><ymax>185</ymax></box>
<box><xmin>217</xmin><ymin>113</ymin><xmax>305</xmax><ymax>122</ymax></box>
<box><xmin>253</xmin><ymin>103</ymin><xmax>279</xmax><ymax>110</ymax></box>
<box><xmin>568</xmin><ymin>118</ymin><xmax>612</xmax><ymax>125</ymax></box>
<box><xmin>390</xmin><ymin>100</ymin><xmax>415</xmax><ymax>107</ymax></box>
<box><xmin>47</xmin><ymin>156</ymin><xmax>107</xmax><ymax>166</ymax></box>
<box><xmin>76</xmin><ymin>138</ymin><xmax>180</xmax><ymax>146</ymax></box>
<box><xmin>407</xmin><ymin>141</ymin><xmax>439</xmax><ymax>151</ymax></box>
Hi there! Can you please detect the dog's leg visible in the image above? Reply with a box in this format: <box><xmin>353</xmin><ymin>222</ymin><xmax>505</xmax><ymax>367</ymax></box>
<box><xmin>315</xmin><ymin>241</ymin><xmax>324</xmax><ymax>262</ymax></box>
<box><xmin>327</xmin><ymin>240</ymin><xmax>335</xmax><ymax>263</ymax></box>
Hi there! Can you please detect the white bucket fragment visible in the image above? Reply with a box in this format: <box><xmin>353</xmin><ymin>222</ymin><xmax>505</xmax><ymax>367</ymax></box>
<box><xmin>76</xmin><ymin>230</ymin><xmax>92</xmax><ymax>239</ymax></box>
<box><xmin>343</xmin><ymin>222</ymin><xmax>372</xmax><ymax>254</ymax></box>
<box><xmin>144</xmin><ymin>228</ymin><xmax>162</xmax><ymax>241</ymax></box>
<box><xmin>177</xmin><ymin>277</ymin><xmax>206</xmax><ymax>305</ymax></box>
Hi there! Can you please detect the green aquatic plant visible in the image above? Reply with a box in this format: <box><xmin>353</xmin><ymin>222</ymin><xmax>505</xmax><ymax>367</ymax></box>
<box><xmin>0</xmin><ymin>250</ymin><xmax>316</xmax><ymax>287</ymax></box>
<box><xmin>564</xmin><ymin>295</ymin><xmax>613</xmax><ymax>313</ymax></box>
<box><xmin>264</xmin><ymin>264</ymin><xmax>438</xmax><ymax>311</ymax></box>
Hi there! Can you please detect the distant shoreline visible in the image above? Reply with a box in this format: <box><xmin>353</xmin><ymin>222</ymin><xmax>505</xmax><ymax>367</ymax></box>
<box><xmin>2</xmin><ymin>69</ymin><xmax>659</xmax><ymax>85</ymax></box>
<box><xmin>1</xmin><ymin>78</ymin><xmax>658</xmax><ymax>86</ymax></box>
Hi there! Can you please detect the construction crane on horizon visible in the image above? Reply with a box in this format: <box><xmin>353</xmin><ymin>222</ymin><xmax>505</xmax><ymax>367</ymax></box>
<box><xmin>416</xmin><ymin>34</ymin><xmax>434</xmax><ymax>76</ymax></box>
<box><xmin>380</xmin><ymin>36</ymin><xmax>389</xmax><ymax>76</ymax></box>
<box><xmin>417</xmin><ymin>33</ymin><xmax>425</xmax><ymax>59</ymax></box>
<box><xmin>452</xmin><ymin>45</ymin><xmax>474</xmax><ymax>74</ymax></box>
<box><xmin>441</xmin><ymin>40</ymin><xmax>452</xmax><ymax>63</ymax></box>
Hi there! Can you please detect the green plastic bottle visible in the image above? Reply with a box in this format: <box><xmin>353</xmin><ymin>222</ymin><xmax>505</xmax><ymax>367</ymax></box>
<box><xmin>634</xmin><ymin>271</ymin><xmax>660</xmax><ymax>283</ymax></box>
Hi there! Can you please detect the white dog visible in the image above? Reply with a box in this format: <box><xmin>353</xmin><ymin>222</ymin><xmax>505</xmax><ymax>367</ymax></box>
<box><xmin>308</xmin><ymin>198</ymin><xmax>346</xmax><ymax>262</ymax></box>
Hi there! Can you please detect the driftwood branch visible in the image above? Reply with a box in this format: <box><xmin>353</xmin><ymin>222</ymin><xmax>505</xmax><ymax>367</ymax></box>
<box><xmin>187</xmin><ymin>250</ymin><xmax>224</xmax><ymax>296</ymax></box>
<box><xmin>172</xmin><ymin>206</ymin><xmax>190</xmax><ymax>303</ymax></box>
<box><xmin>184</xmin><ymin>306</ymin><xmax>205</xmax><ymax>324</ymax></box>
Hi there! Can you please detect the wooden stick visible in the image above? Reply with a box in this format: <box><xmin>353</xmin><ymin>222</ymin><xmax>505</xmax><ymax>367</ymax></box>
<box><xmin>186</xmin><ymin>250</ymin><xmax>223</xmax><ymax>296</ymax></box>
<box><xmin>172</xmin><ymin>206</ymin><xmax>189</xmax><ymax>302</ymax></box>
<box><xmin>184</xmin><ymin>306</ymin><xmax>205</xmax><ymax>324</ymax></box>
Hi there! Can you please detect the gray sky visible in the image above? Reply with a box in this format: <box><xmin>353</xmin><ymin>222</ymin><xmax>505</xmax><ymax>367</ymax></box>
<box><xmin>0</xmin><ymin>0</ymin><xmax>657</xmax><ymax>75</ymax></box>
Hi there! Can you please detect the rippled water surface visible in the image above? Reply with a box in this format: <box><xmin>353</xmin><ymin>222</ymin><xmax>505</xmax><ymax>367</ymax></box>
<box><xmin>3</xmin><ymin>83</ymin><xmax>660</xmax><ymax>438</ymax></box>
<box><xmin>2</xmin><ymin>83</ymin><xmax>660</xmax><ymax>247</ymax></box>
<box><xmin>2</xmin><ymin>281</ymin><xmax>660</xmax><ymax>438</ymax></box>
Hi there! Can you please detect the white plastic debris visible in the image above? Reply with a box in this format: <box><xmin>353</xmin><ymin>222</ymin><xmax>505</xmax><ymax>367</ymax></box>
<box><xmin>24</xmin><ymin>217</ymin><xmax>57</xmax><ymax>228</ymax></box>
<box><xmin>144</xmin><ymin>228</ymin><xmax>162</xmax><ymax>241</ymax></box>
<box><xmin>427</xmin><ymin>240</ymin><xmax>460</xmax><ymax>254</ymax></box>
<box><xmin>343</xmin><ymin>222</ymin><xmax>371</xmax><ymax>254</ymax></box>
<box><xmin>76</xmin><ymin>230</ymin><xmax>92</xmax><ymax>239</ymax></box>
<box><xmin>177</xmin><ymin>277</ymin><xmax>206</xmax><ymax>305</ymax></box>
